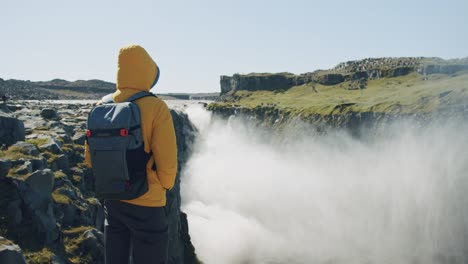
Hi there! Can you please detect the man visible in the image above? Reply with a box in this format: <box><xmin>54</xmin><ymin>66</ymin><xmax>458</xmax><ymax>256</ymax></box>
<box><xmin>85</xmin><ymin>45</ymin><xmax>178</xmax><ymax>264</ymax></box>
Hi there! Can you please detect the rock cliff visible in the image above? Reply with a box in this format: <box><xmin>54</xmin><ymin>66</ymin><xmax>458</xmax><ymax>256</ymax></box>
<box><xmin>0</xmin><ymin>101</ymin><xmax>199</xmax><ymax>263</ymax></box>
<box><xmin>219</xmin><ymin>57</ymin><xmax>468</xmax><ymax>95</ymax></box>
<box><xmin>212</xmin><ymin>57</ymin><xmax>468</xmax><ymax>137</ymax></box>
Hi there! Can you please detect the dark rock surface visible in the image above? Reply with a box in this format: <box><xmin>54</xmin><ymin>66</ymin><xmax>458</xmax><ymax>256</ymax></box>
<box><xmin>25</xmin><ymin>169</ymin><xmax>55</xmax><ymax>195</ymax></box>
<box><xmin>12</xmin><ymin>142</ymin><xmax>40</xmax><ymax>156</ymax></box>
<box><xmin>0</xmin><ymin>111</ymin><xmax>25</xmax><ymax>146</ymax></box>
<box><xmin>0</xmin><ymin>159</ymin><xmax>11</xmax><ymax>179</ymax></box>
<box><xmin>0</xmin><ymin>237</ymin><xmax>27</xmax><ymax>264</ymax></box>
<box><xmin>41</xmin><ymin>108</ymin><xmax>60</xmax><ymax>120</ymax></box>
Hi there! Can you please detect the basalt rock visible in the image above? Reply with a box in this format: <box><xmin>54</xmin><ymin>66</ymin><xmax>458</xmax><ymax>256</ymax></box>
<box><xmin>0</xmin><ymin>100</ymin><xmax>199</xmax><ymax>263</ymax></box>
<box><xmin>0</xmin><ymin>159</ymin><xmax>12</xmax><ymax>179</ymax></box>
<box><xmin>166</xmin><ymin>109</ymin><xmax>199</xmax><ymax>263</ymax></box>
<box><xmin>12</xmin><ymin>142</ymin><xmax>40</xmax><ymax>156</ymax></box>
<box><xmin>25</xmin><ymin>169</ymin><xmax>55</xmax><ymax>196</ymax></box>
<box><xmin>0</xmin><ymin>237</ymin><xmax>27</xmax><ymax>264</ymax></box>
<box><xmin>40</xmin><ymin>108</ymin><xmax>60</xmax><ymax>120</ymax></box>
<box><xmin>0</xmin><ymin>112</ymin><xmax>25</xmax><ymax>146</ymax></box>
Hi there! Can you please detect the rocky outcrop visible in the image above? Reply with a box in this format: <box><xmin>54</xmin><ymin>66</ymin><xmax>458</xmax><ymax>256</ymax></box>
<box><xmin>420</xmin><ymin>64</ymin><xmax>468</xmax><ymax>75</ymax></box>
<box><xmin>0</xmin><ymin>100</ymin><xmax>199</xmax><ymax>263</ymax></box>
<box><xmin>220</xmin><ymin>73</ymin><xmax>310</xmax><ymax>94</ymax></box>
<box><xmin>209</xmin><ymin>102</ymin><xmax>468</xmax><ymax>138</ymax></box>
<box><xmin>0</xmin><ymin>111</ymin><xmax>25</xmax><ymax>146</ymax></box>
<box><xmin>167</xmin><ymin>109</ymin><xmax>198</xmax><ymax>264</ymax></box>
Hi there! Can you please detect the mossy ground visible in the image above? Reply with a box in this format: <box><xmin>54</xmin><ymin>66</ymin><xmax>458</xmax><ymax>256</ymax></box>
<box><xmin>210</xmin><ymin>72</ymin><xmax>468</xmax><ymax>117</ymax></box>
<box><xmin>0</xmin><ymin>146</ymin><xmax>34</xmax><ymax>160</ymax></box>
<box><xmin>25</xmin><ymin>138</ymin><xmax>50</xmax><ymax>147</ymax></box>
<box><xmin>24</xmin><ymin>248</ymin><xmax>55</xmax><ymax>264</ymax></box>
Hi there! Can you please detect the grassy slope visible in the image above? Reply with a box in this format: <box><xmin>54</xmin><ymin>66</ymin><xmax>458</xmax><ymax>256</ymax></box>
<box><xmin>210</xmin><ymin>72</ymin><xmax>468</xmax><ymax>116</ymax></box>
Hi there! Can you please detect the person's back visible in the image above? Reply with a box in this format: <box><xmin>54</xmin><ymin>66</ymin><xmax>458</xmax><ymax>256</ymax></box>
<box><xmin>85</xmin><ymin>45</ymin><xmax>177</xmax><ymax>264</ymax></box>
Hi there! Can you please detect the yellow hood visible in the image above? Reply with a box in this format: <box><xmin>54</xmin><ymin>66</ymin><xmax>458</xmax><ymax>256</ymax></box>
<box><xmin>115</xmin><ymin>45</ymin><xmax>159</xmax><ymax>93</ymax></box>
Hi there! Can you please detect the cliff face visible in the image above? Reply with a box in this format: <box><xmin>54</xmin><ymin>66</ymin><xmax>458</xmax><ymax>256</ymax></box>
<box><xmin>220</xmin><ymin>57</ymin><xmax>468</xmax><ymax>94</ymax></box>
<box><xmin>209</xmin><ymin>103</ymin><xmax>468</xmax><ymax>138</ymax></box>
<box><xmin>0</xmin><ymin>101</ymin><xmax>199</xmax><ymax>263</ymax></box>
<box><xmin>212</xmin><ymin>57</ymin><xmax>468</xmax><ymax>137</ymax></box>
<box><xmin>220</xmin><ymin>73</ymin><xmax>310</xmax><ymax>94</ymax></box>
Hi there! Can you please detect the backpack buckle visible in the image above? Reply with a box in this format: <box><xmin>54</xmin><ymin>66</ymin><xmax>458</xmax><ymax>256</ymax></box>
<box><xmin>120</xmin><ymin>128</ymin><xmax>129</xmax><ymax>137</ymax></box>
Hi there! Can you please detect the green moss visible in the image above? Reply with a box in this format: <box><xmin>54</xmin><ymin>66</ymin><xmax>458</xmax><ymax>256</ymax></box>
<box><xmin>54</xmin><ymin>171</ymin><xmax>67</xmax><ymax>179</ymax></box>
<box><xmin>52</xmin><ymin>190</ymin><xmax>70</xmax><ymax>205</ymax></box>
<box><xmin>42</xmin><ymin>151</ymin><xmax>60</xmax><ymax>163</ymax></box>
<box><xmin>63</xmin><ymin>226</ymin><xmax>93</xmax><ymax>237</ymax></box>
<box><xmin>26</xmin><ymin>138</ymin><xmax>49</xmax><ymax>147</ymax></box>
<box><xmin>72</xmin><ymin>175</ymin><xmax>81</xmax><ymax>184</ymax></box>
<box><xmin>86</xmin><ymin>198</ymin><xmax>98</xmax><ymax>205</ymax></box>
<box><xmin>24</xmin><ymin>248</ymin><xmax>54</xmax><ymax>264</ymax></box>
<box><xmin>63</xmin><ymin>226</ymin><xmax>95</xmax><ymax>264</ymax></box>
<box><xmin>0</xmin><ymin>146</ymin><xmax>34</xmax><ymax>160</ymax></box>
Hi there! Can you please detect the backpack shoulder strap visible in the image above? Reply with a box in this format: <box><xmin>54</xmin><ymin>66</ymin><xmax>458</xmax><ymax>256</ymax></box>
<box><xmin>126</xmin><ymin>91</ymin><xmax>157</xmax><ymax>102</ymax></box>
<box><xmin>101</xmin><ymin>93</ymin><xmax>114</xmax><ymax>104</ymax></box>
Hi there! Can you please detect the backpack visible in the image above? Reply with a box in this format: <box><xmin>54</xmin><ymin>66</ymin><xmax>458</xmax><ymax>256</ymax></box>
<box><xmin>86</xmin><ymin>91</ymin><xmax>156</xmax><ymax>200</ymax></box>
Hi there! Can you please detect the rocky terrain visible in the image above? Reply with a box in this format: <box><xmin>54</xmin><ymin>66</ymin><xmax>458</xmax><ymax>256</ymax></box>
<box><xmin>212</xmin><ymin>57</ymin><xmax>468</xmax><ymax>136</ymax></box>
<box><xmin>0</xmin><ymin>100</ymin><xmax>199</xmax><ymax>263</ymax></box>
<box><xmin>0</xmin><ymin>79</ymin><xmax>116</xmax><ymax>100</ymax></box>
<box><xmin>0</xmin><ymin>78</ymin><xmax>219</xmax><ymax>101</ymax></box>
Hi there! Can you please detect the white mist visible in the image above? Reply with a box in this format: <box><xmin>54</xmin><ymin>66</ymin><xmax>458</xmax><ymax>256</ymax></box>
<box><xmin>182</xmin><ymin>105</ymin><xmax>468</xmax><ymax>264</ymax></box>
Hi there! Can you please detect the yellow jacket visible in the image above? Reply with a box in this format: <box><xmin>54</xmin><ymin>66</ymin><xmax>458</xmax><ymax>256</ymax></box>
<box><xmin>85</xmin><ymin>45</ymin><xmax>177</xmax><ymax>207</ymax></box>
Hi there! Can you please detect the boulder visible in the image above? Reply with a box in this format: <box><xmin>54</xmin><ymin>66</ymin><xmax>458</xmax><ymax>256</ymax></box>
<box><xmin>40</xmin><ymin>108</ymin><xmax>60</xmax><ymax>120</ymax></box>
<box><xmin>72</xmin><ymin>132</ymin><xmax>86</xmax><ymax>145</ymax></box>
<box><xmin>0</xmin><ymin>112</ymin><xmax>25</xmax><ymax>146</ymax></box>
<box><xmin>0</xmin><ymin>159</ymin><xmax>12</xmax><ymax>179</ymax></box>
<box><xmin>81</xmin><ymin>229</ymin><xmax>104</xmax><ymax>261</ymax></box>
<box><xmin>25</xmin><ymin>169</ymin><xmax>55</xmax><ymax>196</ymax></box>
<box><xmin>30</xmin><ymin>156</ymin><xmax>48</xmax><ymax>171</ymax></box>
<box><xmin>39</xmin><ymin>142</ymin><xmax>62</xmax><ymax>154</ymax></box>
<box><xmin>17</xmin><ymin>180</ymin><xmax>59</xmax><ymax>245</ymax></box>
<box><xmin>50</xmin><ymin>155</ymin><xmax>69</xmax><ymax>173</ymax></box>
<box><xmin>12</xmin><ymin>141</ymin><xmax>40</xmax><ymax>156</ymax></box>
<box><xmin>0</xmin><ymin>237</ymin><xmax>27</xmax><ymax>264</ymax></box>
<box><xmin>7</xmin><ymin>199</ymin><xmax>22</xmax><ymax>227</ymax></box>
<box><xmin>14</xmin><ymin>161</ymin><xmax>32</xmax><ymax>175</ymax></box>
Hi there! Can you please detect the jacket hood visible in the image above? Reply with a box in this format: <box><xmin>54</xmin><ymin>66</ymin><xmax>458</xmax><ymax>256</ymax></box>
<box><xmin>115</xmin><ymin>45</ymin><xmax>159</xmax><ymax>94</ymax></box>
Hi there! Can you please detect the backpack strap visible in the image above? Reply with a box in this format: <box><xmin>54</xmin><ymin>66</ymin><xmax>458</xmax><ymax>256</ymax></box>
<box><xmin>125</xmin><ymin>91</ymin><xmax>157</xmax><ymax>102</ymax></box>
<box><xmin>101</xmin><ymin>93</ymin><xmax>114</xmax><ymax>104</ymax></box>
<box><xmin>126</xmin><ymin>91</ymin><xmax>158</xmax><ymax>171</ymax></box>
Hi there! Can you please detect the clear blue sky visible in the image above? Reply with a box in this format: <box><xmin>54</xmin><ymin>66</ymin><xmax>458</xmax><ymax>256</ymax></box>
<box><xmin>1</xmin><ymin>0</ymin><xmax>467</xmax><ymax>93</ymax></box>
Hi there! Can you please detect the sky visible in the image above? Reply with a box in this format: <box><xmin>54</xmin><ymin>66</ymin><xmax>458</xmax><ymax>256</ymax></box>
<box><xmin>1</xmin><ymin>0</ymin><xmax>467</xmax><ymax>93</ymax></box>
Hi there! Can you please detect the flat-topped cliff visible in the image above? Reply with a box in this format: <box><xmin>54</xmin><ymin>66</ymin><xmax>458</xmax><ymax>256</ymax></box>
<box><xmin>211</xmin><ymin>57</ymin><xmax>468</xmax><ymax>135</ymax></box>
<box><xmin>219</xmin><ymin>57</ymin><xmax>468</xmax><ymax>95</ymax></box>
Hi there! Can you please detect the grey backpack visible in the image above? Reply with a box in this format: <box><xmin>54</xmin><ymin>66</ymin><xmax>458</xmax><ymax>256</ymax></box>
<box><xmin>86</xmin><ymin>91</ymin><xmax>156</xmax><ymax>200</ymax></box>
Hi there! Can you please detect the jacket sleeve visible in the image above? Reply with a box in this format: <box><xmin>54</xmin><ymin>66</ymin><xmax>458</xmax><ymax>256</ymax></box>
<box><xmin>152</xmin><ymin>101</ymin><xmax>178</xmax><ymax>190</ymax></box>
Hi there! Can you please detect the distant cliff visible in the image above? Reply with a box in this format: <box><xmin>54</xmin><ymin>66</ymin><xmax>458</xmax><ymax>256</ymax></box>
<box><xmin>220</xmin><ymin>57</ymin><xmax>468</xmax><ymax>95</ymax></box>
<box><xmin>211</xmin><ymin>56</ymin><xmax>468</xmax><ymax>137</ymax></box>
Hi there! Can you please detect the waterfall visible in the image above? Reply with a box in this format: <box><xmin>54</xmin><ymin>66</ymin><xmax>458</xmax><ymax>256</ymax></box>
<box><xmin>181</xmin><ymin>104</ymin><xmax>468</xmax><ymax>264</ymax></box>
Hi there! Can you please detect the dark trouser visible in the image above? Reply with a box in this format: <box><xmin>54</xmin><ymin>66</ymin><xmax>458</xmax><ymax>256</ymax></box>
<box><xmin>104</xmin><ymin>200</ymin><xmax>168</xmax><ymax>264</ymax></box>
